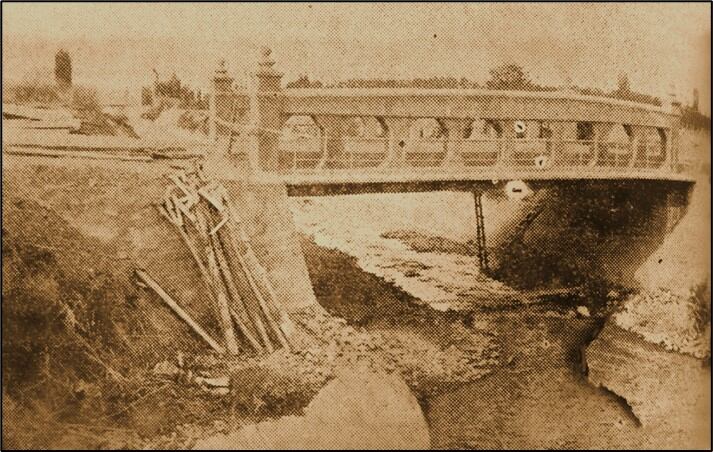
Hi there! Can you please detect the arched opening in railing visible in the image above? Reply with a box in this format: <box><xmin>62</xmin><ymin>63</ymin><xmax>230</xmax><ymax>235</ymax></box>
<box><xmin>632</xmin><ymin>127</ymin><xmax>667</xmax><ymax>169</ymax></box>
<box><xmin>558</xmin><ymin>121</ymin><xmax>596</xmax><ymax>167</ymax></box>
<box><xmin>278</xmin><ymin>115</ymin><xmax>323</xmax><ymax>170</ymax></box>
<box><xmin>510</xmin><ymin>120</ymin><xmax>554</xmax><ymax>168</ymax></box>
<box><xmin>342</xmin><ymin>117</ymin><xmax>389</xmax><ymax>168</ymax></box>
<box><xmin>456</xmin><ymin>119</ymin><xmax>503</xmax><ymax>167</ymax></box>
<box><xmin>598</xmin><ymin>124</ymin><xmax>634</xmax><ymax>167</ymax></box>
<box><xmin>405</xmin><ymin>118</ymin><xmax>447</xmax><ymax>167</ymax></box>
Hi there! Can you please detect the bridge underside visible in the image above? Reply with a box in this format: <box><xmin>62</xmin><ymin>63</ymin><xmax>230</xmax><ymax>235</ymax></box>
<box><xmin>284</xmin><ymin>172</ymin><xmax>694</xmax><ymax>196</ymax></box>
<box><xmin>484</xmin><ymin>178</ymin><xmax>693</xmax><ymax>290</ymax></box>
<box><xmin>286</xmin><ymin>175</ymin><xmax>693</xmax><ymax>292</ymax></box>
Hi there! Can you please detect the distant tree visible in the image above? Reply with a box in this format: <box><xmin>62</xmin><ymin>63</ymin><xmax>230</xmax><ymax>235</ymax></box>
<box><xmin>610</xmin><ymin>73</ymin><xmax>661</xmax><ymax>106</ymax></box>
<box><xmin>150</xmin><ymin>72</ymin><xmax>208</xmax><ymax>109</ymax></box>
<box><xmin>681</xmin><ymin>105</ymin><xmax>711</xmax><ymax>131</ymax></box>
<box><xmin>141</xmin><ymin>86</ymin><xmax>153</xmax><ymax>106</ymax></box>
<box><xmin>486</xmin><ymin>64</ymin><xmax>534</xmax><ymax>90</ymax></box>
<box><xmin>167</xmin><ymin>73</ymin><xmax>181</xmax><ymax>97</ymax></box>
<box><xmin>286</xmin><ymin>75</ymin><xmax>323</xmax><ymax>89</ymax></box>
<box><xmin>55</xmin><ymin>49</ymin><xmax>72</xmax><ymax>89</ymax></box>
<box><xmin>331</xmin><ymin>76</ymin><xmax>479</xmax><ymax>89</ymax></box>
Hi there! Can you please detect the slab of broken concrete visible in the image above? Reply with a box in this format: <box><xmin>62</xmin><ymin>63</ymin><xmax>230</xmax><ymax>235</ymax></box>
<box><xmin>194</xmin><ymin>364</ymin><xmax>430</xmax><ymax>449</ymax></box>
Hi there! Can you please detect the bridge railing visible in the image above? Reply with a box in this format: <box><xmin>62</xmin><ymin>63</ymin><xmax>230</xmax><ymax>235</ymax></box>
<box><xmin>274</xmin><ymin>137</ymin><xmax>673</xmax><ymax>173</ymax></box>
<box><xmin>556</xmin><ymin>139</ymin><xmax>597</xmax><ymax>167</ymax></box>
<box><xmin>404</xmin><ymin>138</ymin><xmax>447</xmax><ymax>167</ymax></box>
<box><xmin>450</xmin><ymin>139</ymin><xmax>503</xmax><ymax>167</ymax></box>
<box><xmin>209</xmin><ymin>48</ymin><xmax>687</xmax><ymax>180</ymax></box>
<box><xmin>278</xmin><ymin>136</ymin><xmax>325</xmax><ymax>170</ymax></box>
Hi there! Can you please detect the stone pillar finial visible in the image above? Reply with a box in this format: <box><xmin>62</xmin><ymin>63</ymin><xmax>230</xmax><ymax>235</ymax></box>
<box><xmin>259</xmin><ymin>47</ymin><xmax>275</xmax><ymax>67</ymax></box>
<box><xmin>255</xmin><ymin>47</ymin><xmax>281</xmax><ymax>81</ymax></box>
<box><xmin>209</xmin><ymin>59</ymin><xmax>235</xmax><ymax>144</ymax></box>
<box><xmin>213</xmin><ymin>59</ymin><xmax>234</xmax><ymax>91</ymax></box>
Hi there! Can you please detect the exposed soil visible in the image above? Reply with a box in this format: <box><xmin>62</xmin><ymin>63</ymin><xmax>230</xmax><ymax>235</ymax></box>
<box><xmin>71</xmin><ymin>109</ymin><xmax>139</xmax><ymax>138</ymax></box>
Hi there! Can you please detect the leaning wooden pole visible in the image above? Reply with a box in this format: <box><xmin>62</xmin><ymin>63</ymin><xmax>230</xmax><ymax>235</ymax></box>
<box><xmin>210</xmin><ymin>230</ymin><xmax>270</xmax><ymax>353</ymax></box>
<box><xmin>135</xmin><ymin>269</ymin><xmax>226</xmax><ymax>354</ymax></box>
<box><xmin>209</xmin><ymin>217</ymin><xmax>274</xmax><ymax>350</ymax></box>
<box><xmin>158</xmin><ymin>167</ymin><xmax>297</xmax><ymax>355</ymax></box>
<box><xmin>221</xmin><ymin>191</ymin><xmax>294</xmax><ymax>347</ymax></box>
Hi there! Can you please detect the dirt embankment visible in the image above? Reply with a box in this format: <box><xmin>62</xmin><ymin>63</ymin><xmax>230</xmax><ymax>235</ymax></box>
<box><xmin>71</xmin><ymin>109</ymin><xmax>139</xmax><ymax>138</ymax></box>
<box><xmin>618</xmin><ymin>179</ymin><xmax>711</xmax><ymax>359</ymax></box>
<box><xmin>1</xmin><ymin>194</ymin><xmax>233</xmax><ymax>449</ymax></box>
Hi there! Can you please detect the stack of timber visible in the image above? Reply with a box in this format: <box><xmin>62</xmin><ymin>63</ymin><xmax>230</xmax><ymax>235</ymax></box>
<box><xmin>153</xmin><ymin>165</ymin><xmax>295</xmax><ymax>355</ymax></box>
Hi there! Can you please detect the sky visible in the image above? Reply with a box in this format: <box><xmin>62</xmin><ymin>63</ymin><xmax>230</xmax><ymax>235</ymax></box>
<box><xmin>3</xmin><ymin>3</ymin><xmax>710</xmax><ymax>112</ymax></box>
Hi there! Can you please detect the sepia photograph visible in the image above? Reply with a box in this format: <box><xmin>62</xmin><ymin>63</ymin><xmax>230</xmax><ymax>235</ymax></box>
<box><xmin>1</xmin><ymin>2</ymin><xmax>711</xmax><ymax>449</ymax></box>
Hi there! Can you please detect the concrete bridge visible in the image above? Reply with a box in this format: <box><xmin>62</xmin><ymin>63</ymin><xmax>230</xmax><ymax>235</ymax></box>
<box><xmin>201</xmin><ymin>48</ymin><xmax>694</xmax><ymax>287</ymax></box>
<box><xmin>208</xmin><ymin>48</ymin><xmax>692</xmax><ymax>195</ymax></box>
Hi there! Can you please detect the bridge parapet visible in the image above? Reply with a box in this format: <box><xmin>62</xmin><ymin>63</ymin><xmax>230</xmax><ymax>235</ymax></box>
<box><xmin>209</xmin><ymin>49</ymin><xmax>688</xmax><ymax>182</ymax></box>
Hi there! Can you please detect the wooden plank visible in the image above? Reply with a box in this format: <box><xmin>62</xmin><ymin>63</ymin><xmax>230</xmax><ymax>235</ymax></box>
<box><xmin>207</xmin><ymin>241</ymin><xmax>264</xmax><ymax>354</ymax></box>
<box><xmin>157</xmin><ymin>203</ymin><xmax>253</xmax><ymax>350</ymax></box>
<box><xmin>183</xmin><ymin>206</ymin><xmax>241</xmax><ymax>356</ymax></box>
<box><xmin>195</xmin><ymin>204</ymin><xmax>264</xmax><ymax>353</ymax></box>
<box><xmin>218</xmin><ymin>225</ymin><xmax>291</xmax><ymax>351</ymax></box>
<box><xmin>134</xmin><ymin>269</ymin><xmax>226</xmax><ymax>354</ymax></box>
<box><xmin>211</xmin><ymin>229</ymin><xmax>274</xmax><ymax>353</ymax></box>
<box><xmin>203</xmin><ymin>249</ymin><xmax>241</xmax><ymax>355</ymax></box>
<box><xmin>3</xmin><ymin>146</ymin><xmax>153</xmax><ymax>162</ymax></box>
